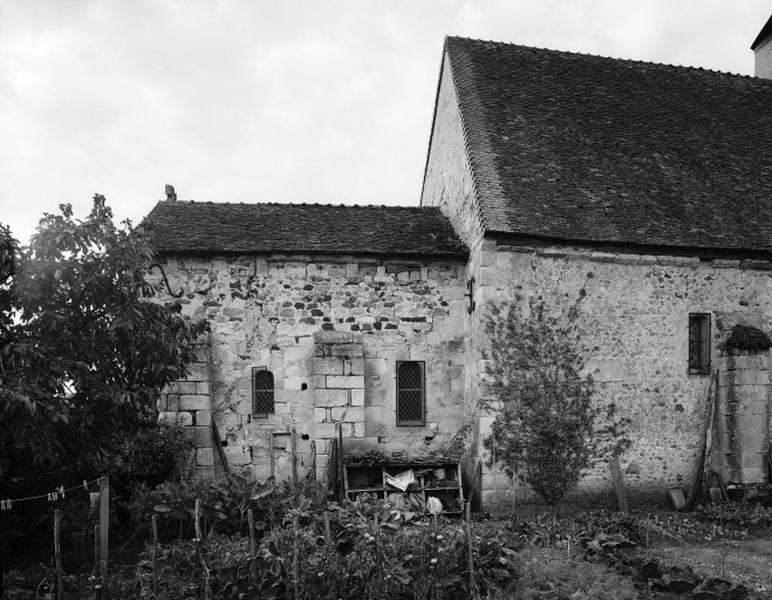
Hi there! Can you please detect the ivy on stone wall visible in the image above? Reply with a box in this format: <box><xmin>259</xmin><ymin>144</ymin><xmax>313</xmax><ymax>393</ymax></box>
<box><xmin>724</xmin><ymin>324</ymin><xmax>772</xmax><ymax>353</ymax></box>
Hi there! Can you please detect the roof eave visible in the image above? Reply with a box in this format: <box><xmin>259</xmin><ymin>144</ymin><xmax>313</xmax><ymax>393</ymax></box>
<box><xmin>487</xmin><ymin>230</ymin><xmax>772</xmax><ymax>261</ymax></box>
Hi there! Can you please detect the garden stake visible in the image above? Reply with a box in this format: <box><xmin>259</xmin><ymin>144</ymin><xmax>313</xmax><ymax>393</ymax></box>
<box><xmin>98</xmin><ymin>476</ymin><xmax>109</xmax><ymax>600</ymax></box>
<box><xmin>291</xmin><ymin>427</ymin><xmax>298</xmax><ymax>496</ymax></box>
<box><xmin>94</xmin><ymin>524</ymin><xmax>102</xmax><ymax>600</ymax></box>
<box><xmin>151</xmin><ymin>514</ymin><xmax>159</xmax><ymax>599</ymax></box>
<box><xmin>310</xmin><ymin>440</ymin><xmax>317</xmax><ymax>482</ymax></box>
<box><xmin>54</xmin><ymin>509</ymin><xmax>63</xmax><ymax>600</ymax></box>
<box><xmin>292</xmin><ymin>513</ymin><xmax>300</xmax><ymax>600</ymax></box>
<box><xmin>465</xmin><ymin>502</ymin><xmax>474</xmax><ymax>600</ymax></box>
<box><xmin>323</xmin><ymin>510</ymin><xmax>331</xmax><ymax>544</ymax></box>
<box><xmin>269</xmin><ymin>430</ymin><xmax>275</xmax><ymax>479</ymax></box>
<box><xmin>194</xmin><ymin>498</ymin><xmax>211</xmax><ymax>600</ymax></box>
<box><xmin>247</xmin><ymin>508</ymin><xmax>257</xmax><ymax>583</ymax></box>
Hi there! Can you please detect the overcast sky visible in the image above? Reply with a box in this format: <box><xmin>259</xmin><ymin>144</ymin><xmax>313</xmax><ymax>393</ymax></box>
<box><xmin>1</xmin><ymin>0</ymin><xmax>769</xmax><ymax>243</ymax></box>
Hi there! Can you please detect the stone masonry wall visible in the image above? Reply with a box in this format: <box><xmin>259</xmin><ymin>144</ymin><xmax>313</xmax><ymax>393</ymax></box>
<box><xmin>155</xmin><ymin>254</ymin><xmax>470</xmax><ymax>482</ymax></box>
<box><xmin>714</xmin><ymin>352</ymin><xmax>770</xmax><ymax>485</ymax></box>
<box><xmin>477</xmin><ymin>242</ymin><xmax>772</xmax><ymax>509</ymax></box>
<box><xmin>421</xmin><ymin>52</ymin><xmax>488</xmax><ymax>500</ymax></box>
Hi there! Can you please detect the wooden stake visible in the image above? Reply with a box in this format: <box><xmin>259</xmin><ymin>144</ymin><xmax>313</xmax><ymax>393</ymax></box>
<box><xmin>465</xmin><ymin>502</ymin><xmax>474</xmax><ymax>599</ymax></box>
<box><xmin>292</xmin><ymin>514</ymin><xmax>300</xmax><ymax>600</ymax></box>
<box><xmin>337</xmin><ymin>423</ymin><xmax>344</xmax><ymax>497</ymax></box>
<box><xmin>94</xmin><ymin>524</ymin><xmax>102</xmax><ymax>600</ymax></box>
<box><xmin>98</xmin><ymin>476</ymin><xmax>110</xmax><ymax>599</ymax></box>
<box><xmin>269</xmin><ymin>430</ymin><xmax>275</xmax><ymax>479</ymax></box>
<box><xmin>291</xmin><ymin>427</ymin><xmax>298</xmax><ymax>495</ymax></box>
<box><xmin>247</xmin><ymin>509</ymin><xmax>257</xmax><ymax>584</ymax></box>
<box><xmin>54</xmin><ymin>509</ymin><xmax>63</xmax><ymax>600</ymax></box>
<box><xmin>195</xmin><ymin>498</ymin><xmax>211</xmax><ymax>600</ymax></box>
<box><xmin>609</xmin><ymin>457</ymin><xmax>629</xmax><ymax>513</ymax></box>
<box><xmin>151</xmin><ymin>515</ymin><xmax>159</xmax><ymax>599</ymax></box>
<box><xmin>310</xmin><ymin>440</ymin><xmax>317</xmax><ymax>483</ymax></box>
<box><xmin>323</xmin><ymin>511</ymin><xmax>331</xmax><ymax>544</ymax></box>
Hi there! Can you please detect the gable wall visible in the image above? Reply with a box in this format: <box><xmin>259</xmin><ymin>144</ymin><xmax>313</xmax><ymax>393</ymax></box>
<box><xmin>476</xmin><ymin>243</ymin><xmax>772</xmax><ymax>509</ymax></box>
<box><xmin>755</xmin><ymin>36</ymin><xmax>772</xmax><ymax>78</ymax></box>
<box><xmin>421</xmin><ymin>53</ymin><xmax>485</xmax><ymax>253</ymax></box>
<box><xmin>154</xmin><ymin>253</ymin><xmax>470</xmax><ymax>481</ymax></box>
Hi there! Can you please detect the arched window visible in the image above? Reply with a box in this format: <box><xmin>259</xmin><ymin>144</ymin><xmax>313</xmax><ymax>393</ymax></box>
<box><xmin>253</xmin><ymin>368</ymin><xmax>275</xmax><ymax>416</ymax></box>
<box><xmin>396</xmin><ymin>361</ymin><xmax>425</xmax><ymax>426</ymax></box>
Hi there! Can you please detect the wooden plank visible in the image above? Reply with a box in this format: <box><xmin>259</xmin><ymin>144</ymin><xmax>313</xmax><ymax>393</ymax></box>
<box><xmin>609</xmin><ymin>457</ymin><xmax>629</xmax><ymax>513</ymax></box>
<box><xmin>687</xmin><ymin>370</ymin><xmax>719</xmax><ymax>510</ymax></box>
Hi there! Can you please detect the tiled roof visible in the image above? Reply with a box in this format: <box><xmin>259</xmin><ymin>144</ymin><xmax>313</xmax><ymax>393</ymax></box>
<box><xmin>445</xmin><ymin>36</ymin><xmax>772</xmax><ymax>253</ymax></box>
<box><xmin>145</xmin><ymin>201</ymin><xmax>468</xmax><ymax>258</ymax></box>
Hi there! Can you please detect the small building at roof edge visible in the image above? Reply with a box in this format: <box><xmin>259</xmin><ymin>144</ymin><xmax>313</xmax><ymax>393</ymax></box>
<box><xmin>145</xmin><ymin>15</ymin><xmax>772</xmax><ymax>511</ymax></box>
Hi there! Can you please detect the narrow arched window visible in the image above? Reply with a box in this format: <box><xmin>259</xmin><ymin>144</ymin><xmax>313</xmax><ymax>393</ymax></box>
<box><xmin>253</xmin><ymin>368</ymin><xmax>274</xmax><ymax>416</ymax></box>
<box><xmin>396</xmin><ymin>361</ymin><xmax>425</xmax><ymax>426</ymax></box>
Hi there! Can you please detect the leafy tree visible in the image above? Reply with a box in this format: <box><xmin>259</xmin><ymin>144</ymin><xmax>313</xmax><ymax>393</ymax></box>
<box><xmin>0</xmin><ymin>196</ymin><xmax>207</xmax><ymax>484</ymax></box>
<box><xmin>481</xmin><ymin>295</ymin><xmax>625</xmax><ymax>506</ymax></box>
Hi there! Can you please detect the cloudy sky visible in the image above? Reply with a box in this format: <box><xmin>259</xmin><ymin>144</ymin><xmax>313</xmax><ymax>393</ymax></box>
<box><xmin>1</xmin><ymin>0</ymin><xmax>769</xmax><ymax>243</ymax></box>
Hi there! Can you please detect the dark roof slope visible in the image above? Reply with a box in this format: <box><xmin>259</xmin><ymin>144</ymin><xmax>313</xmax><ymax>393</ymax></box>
<box><xmin>145</xmin><ymin>201</ymin><xmax>468</xmax><ymax>258</ymax></box>
<box><xmin>445</xmin><ymin>36</ymin><xmax>772</xmax><ymax>253</ymax></box>
<box><xmin>751</xmin><ymin>15</ymin><xmax>772</xmax><ymax>49</ymax></box>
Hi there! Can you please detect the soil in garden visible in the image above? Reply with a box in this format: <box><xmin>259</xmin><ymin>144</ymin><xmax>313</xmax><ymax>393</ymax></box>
<box><xmin>648</xmin><ymin>537</ymin><xmax>772</xmax><ymax>596</ymax></box>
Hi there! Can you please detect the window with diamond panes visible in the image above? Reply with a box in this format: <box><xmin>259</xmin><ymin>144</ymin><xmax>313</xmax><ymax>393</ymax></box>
<box><xmin>252</xmin><ymin>368</ymin><xmax>274</xmax><ymax>416</ymax></box>
<box><xmin>397</xmin><ymin>361</ymin><xmax>425</xmax><ymax>426</ymax></box>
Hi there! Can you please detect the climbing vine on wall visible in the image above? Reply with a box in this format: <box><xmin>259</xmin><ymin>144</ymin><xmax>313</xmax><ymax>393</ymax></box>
<box><xmin>481</xmin><ymin>293</ymin><xmax>629</xmax><ymax>506</ymax></box>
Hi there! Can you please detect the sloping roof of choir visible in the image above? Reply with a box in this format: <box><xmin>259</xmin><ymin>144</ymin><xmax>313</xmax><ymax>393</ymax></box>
<box><xmin>146</xmin><ymin>200</ymin><xmax>468</xmax><ymax>258</ymax></box>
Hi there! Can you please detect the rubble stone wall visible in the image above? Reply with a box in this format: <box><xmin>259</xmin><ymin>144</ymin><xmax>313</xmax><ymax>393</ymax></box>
<box><xmin>155</xmin><ymin>253</ymin><xmax>470</xmax><ymax>481</ymax></box>
<box><xmin>477</xmin><ymin>243</ymin><xmax>772</xmax><ymax>509</ymax></box>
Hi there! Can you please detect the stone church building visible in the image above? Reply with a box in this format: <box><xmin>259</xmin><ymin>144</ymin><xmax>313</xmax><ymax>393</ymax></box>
<box><xmin>147</xmin><ymin>17</ymin><xmax>772</xmax><ymax>509</ymax></box>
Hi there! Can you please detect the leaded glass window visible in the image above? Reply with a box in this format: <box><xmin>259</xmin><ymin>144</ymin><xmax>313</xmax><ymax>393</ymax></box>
<box><xmin>397</xmin><ymin>361</ymin><xmax>425</xmax><ymax>426</ymax></box>
<box><xmin>253</xmin><ymin>368</ymin><xmax>274</xmax><ymax>416</ymax></box>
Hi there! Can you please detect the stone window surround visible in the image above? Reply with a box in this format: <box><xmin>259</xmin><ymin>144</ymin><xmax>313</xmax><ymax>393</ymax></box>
<box><xmin>252</xmin><ymin>366</ymin><xmax>275</xmax><ymax>417</ymax></box>
<box><xmin>396</xmin><ymin>360</ymin><xmax>426</xmax><ymax>427</ymax></box>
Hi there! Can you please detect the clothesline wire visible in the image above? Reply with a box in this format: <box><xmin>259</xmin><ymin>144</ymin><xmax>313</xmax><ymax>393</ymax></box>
<box><xmin>2</xmin><ymin>477</ymin><xmax>101</xmax><ymax>505</ymax></box>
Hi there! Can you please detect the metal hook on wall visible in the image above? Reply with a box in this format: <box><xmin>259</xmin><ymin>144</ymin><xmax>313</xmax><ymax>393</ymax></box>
<box><xmin>146</xmin><ymin>262</ymin><xmax>184</xmax><ymax>298</ymax></box>
<box><xmin>465</xmin><ymin>277</ymin><xmax>476</xmax><ymax>314</ymax></box>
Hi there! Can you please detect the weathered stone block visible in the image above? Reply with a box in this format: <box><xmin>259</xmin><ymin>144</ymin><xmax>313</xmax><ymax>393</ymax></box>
<box><xmin>183</xmin><ymin>426</ymin><xmax>212</xmax><ymax>448</ymax></box>
<box><xmin>331</xmin><ymin>343</ymin><xmax>364</xmax><ymax>357</ymax></box>
<box><xmin>350</xmin><ymin>389</ymin><xmax>365</xmax><ymax>406</ymax></box>
<box><xmin>313</xmin><ymin>357</ymin><xmax>344</xmax><ymax>375</ymax></box>
<box><xmin>159</xmin><ymin>411</ymin><xmax>192</xmax><ymax>426</ymax></box>
<box><xmin>345</xmin><ymin>357</ymin><xmax>365</xmax><ymax>375</ymax></box>
<box><xmin>326</xmin><ymin>375</ymin><xmax>365</xmax><ymax>389</ymax></box>
<box><xmin>195</xmin><ymin>410</ymin><xmax>212</xmax><ymax>426</ymax></box>
<box><xmin>196</xmin><ymin>448</ymin><xmax>214</xmax><ymax>466</ymax></box>
<box><xmin>332</xmin><ymin>406</ymin><xmax>365</xmax><ymax>423</ymax></box>
<box><xmin>177</xmin><ymin>381</ymin><xmax>197</xmax><ymax>394</ymax></box>
<box><xmin>165</xmin><ymin>394</ymin><xmax>180</xmax><ymax>411</ymax></box>
<box><xmin>179</xmin><ymin>394</ymin><xmax>210</xmax><ymax>411</ymax></box>
<box><xmin>196</xmin><ymin>381</ymin><xmax>211</xmax><ymax>395</ymax></box>
<box><xmin>315</xmin><ymin>389</ymin><xmax>349</xmax><ymax>407</ymax></box>
<box><xmin>314</xmin><ymin>407</ymin><xmax>329</xmax><ymax>423</ymax></box>
<box><xmin>315</xmin><ymin>422</ymin><xmax>339</xmax><ymax>439</ymax></box>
